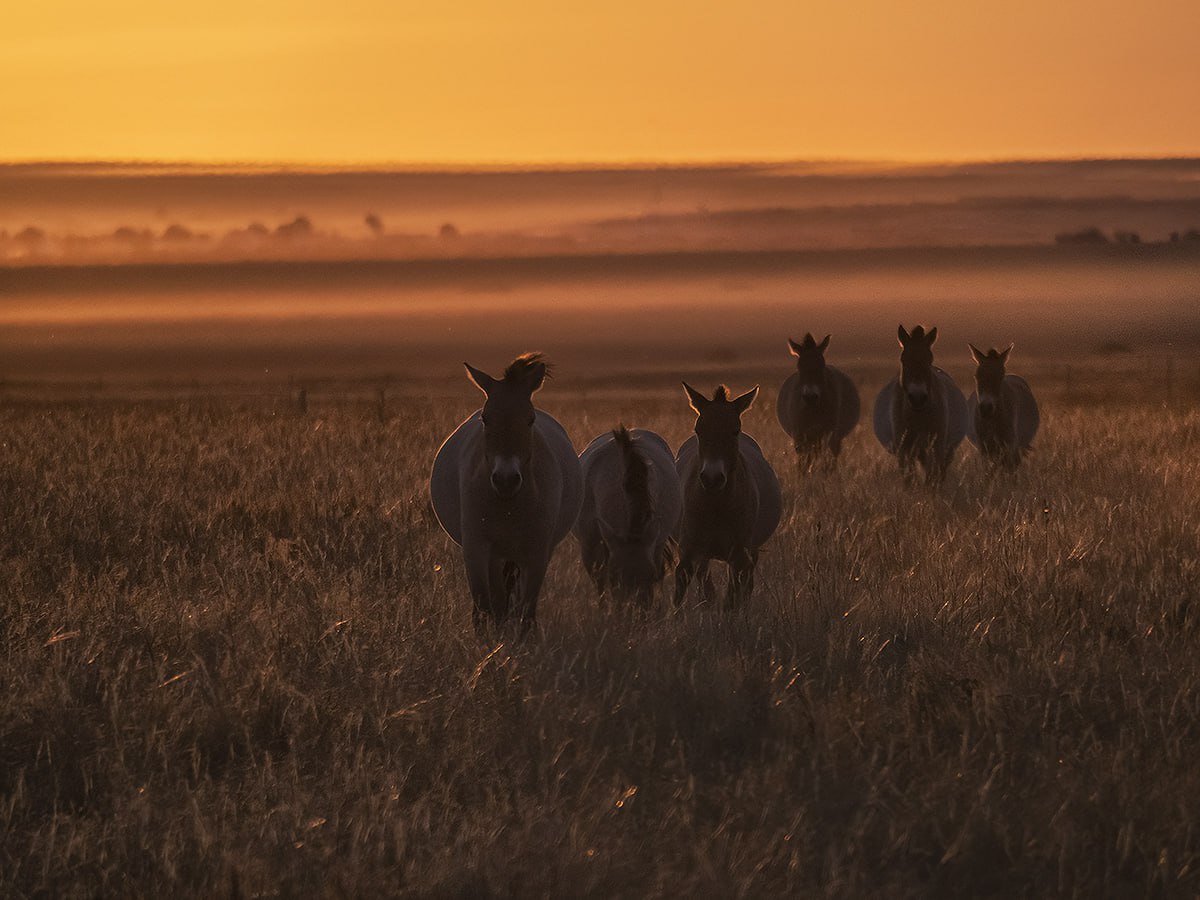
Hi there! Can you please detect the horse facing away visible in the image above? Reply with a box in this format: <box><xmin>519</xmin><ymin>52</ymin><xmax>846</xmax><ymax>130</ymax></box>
<box><xmin>574</xmin><ymin>426</ymin><xmax>683</xmax><ymax>608</ymax></box>
<box><xmin>967</xmin><ymin>343</ymin><xmax>1040</xmax><ymax>469</ymax></box>
<box><xmin>675</xmin><ymin>384</ymin><xmax>782</xmax><ymax>606</ymax></box>
<box><xmin>429</xmin><ymin>353</ymin><xmax>583</xmax><ymax>633</ymax></box>
<box><xmin>776</xmin><ymin>332</ymin><xmax>861</xmax><ymax>470</ymax></box>
<box><xmin>873</xmin><ymin>325</ymin><xmax>968</xmax><ymax>485</ymax></box>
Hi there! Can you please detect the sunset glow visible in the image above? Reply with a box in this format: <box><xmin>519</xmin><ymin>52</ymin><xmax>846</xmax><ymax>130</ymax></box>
<box><xmin>5</xmin><ymin>0</ymin><xmax>1200</xmax><ymax>164</ymax></box>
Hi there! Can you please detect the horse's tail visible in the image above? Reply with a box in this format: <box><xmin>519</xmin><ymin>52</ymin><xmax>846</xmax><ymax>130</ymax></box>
<box><xmin>613</xmin><ymin>425</ymin><xmax>654</xmax><ymax>538</ymax></box>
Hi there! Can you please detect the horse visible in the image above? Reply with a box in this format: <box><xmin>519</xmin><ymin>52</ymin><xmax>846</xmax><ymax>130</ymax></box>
<box><xmin>966</xmin><ymin>343</ymin><xmax>1040</xmax><ymax>469</ymax></box>
<box><xmin>674</xmin><ymin>384</ymin><xmax>782</xmax><ymax>607</ymax></box>
<box><xmin>872</xmin><ymin>325</ymin><xmax>968</xmax><ymax>485</ymax></box>
<box><xmin>574</xmin><ymin>426</ymin><xmax>682</xmax><ymax>608</ymax></box>
<box><xmin>429</xmin><ymin>353</ymin><xmax>583</xmax><ymax>633</ymax></box>
<box><xmin>776</xmin><ymin>332</ymin><xmax>861</xmax><ymax>470</ymax></box>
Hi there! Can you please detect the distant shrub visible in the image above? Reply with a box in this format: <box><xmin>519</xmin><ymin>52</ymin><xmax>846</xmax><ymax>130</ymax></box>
<box><xmin>1055</xmin><ymin>227</ymin><xmax>1109</xmax><ymax>245</ymax></box>
<box><xmin>438</xmin><ymin>222</ymin><xmax>460</xmax><ymax>240</ymax></box>
<box><xmin>1096</xmin><ymin>339</ymin><xmax>1134</xmax><ymax>355</ymax></box>
<box><xmin>15</xmin><ymin>226</ymin><xmax>47</xmax><ymax>246</ymax></box>
<box><xmin>365</xmin><ymin>213</ymin><xmax>384</xmax><ymax>237</ymax></box>
<box><xmin>113</xmin><ymin>226</ymin><xmax>152</xmax><ymax>244</ymax></box>
<box><xmin>275</xmin><ymin>216</ymin><xmax>314</xmax><ymax>239</ymax></box>
<box><xmin>1113</xmin><ymin>230</ymin><xmax>1140</xmax><ymax>245</ymax></box>
<box><xmin>161</xmin><ymin>224</ymin><xmax>194</xmax><ymax>241</ymax></box>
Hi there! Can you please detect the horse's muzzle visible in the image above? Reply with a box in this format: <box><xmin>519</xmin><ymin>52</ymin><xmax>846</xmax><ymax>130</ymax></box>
<box><xmin>491</xmin><ymin>471</ymin><xmax>523</xmax><ymax>497</ymax></box>
<box><xmin>978</xmin><ymin>400</ymin><xmax>996</xmax><ymax>417</ymax></box>
<box><xmin>699</xmin><ymin>470</ymin><xmax>728</xmax><ymax>492</ymax></box>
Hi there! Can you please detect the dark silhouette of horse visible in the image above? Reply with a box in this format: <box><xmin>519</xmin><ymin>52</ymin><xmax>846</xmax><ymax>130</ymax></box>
<box><xmin>575</xmin><ymin>426</ymin><xmax>682</xmax><ymax>608</ymax></box>
<box><xmin>967</xmin><ymin>343</ymin><xmax>1040</xmax><ymax>469</ymax></box>
<box><xmin>430</xmin><ymin>353</ymin><xmax>582</xmax><ymax>633</ymax></box>
<box><xmin>873</xmin><ymin>325</ymin><xmax>968</xmax><ymax>485</ymax></box>
<box><xmin>675</xmin><ymin>384</ymin><xmax>781</xmax><ymax>606</ymax></box>
<box><xmin>776</xmin><ymin>333</ymin><xmax>860</xmax><ymax>471</ymax></box>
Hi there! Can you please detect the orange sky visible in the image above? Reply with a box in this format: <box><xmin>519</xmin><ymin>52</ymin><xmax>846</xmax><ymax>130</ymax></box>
<box><xmin>4</xmin><ymin>0</ymin><xmax>1199</xmax><ymax>164</ymax></box>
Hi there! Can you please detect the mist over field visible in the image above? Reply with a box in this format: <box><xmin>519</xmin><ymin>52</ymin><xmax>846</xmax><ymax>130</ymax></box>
<box><xmin>4</xmin><ymin>158</ymin><xmax>1200</xmax><ymax>265</ymax></box>
<box><xmin>2</xmin><ymin>158</ymin><xmax>1199</xmax><ymax>389</ymax></box>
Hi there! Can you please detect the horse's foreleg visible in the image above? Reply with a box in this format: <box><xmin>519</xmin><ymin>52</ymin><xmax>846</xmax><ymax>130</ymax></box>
<box><xmin>698</xmin><ymin>560</ymin><xmax>716</xmax><ymax>605</ymax></box>
<box><xmin>513</xmin><ymin>554</ymin><xmax>550</xmax><ymax>637</ymax></box>
<box><xmin>822</xmin><ymin>436</ymin><xmax>841</xmax><ymax>473</ymax></box>
<box><xmin>579</xmin><ymin>533</ymin><xmax>609</xmax><ymax>598</ymax></box>
<box><xmin>464</xmin><ymin>543</ymin><xmax>497</xmax><ymax>634</ymax></box>
<box><xmin>674</xmin><ymin>551</ymin><xmax>699</xmax><ymax>606</ymax></box>
<box><xmin>727</xmin><ymin>548</ymin><xmax>758</xmax><ymax>606</ymax></box>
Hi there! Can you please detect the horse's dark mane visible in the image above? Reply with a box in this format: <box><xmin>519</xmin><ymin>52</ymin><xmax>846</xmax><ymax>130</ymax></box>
<box><xmin>713</xmin><ymin>385</ymin><xmax>730</xmax><ymax>401</ymax></box>
<box><xmin>504</xmin><ymin>352</ymin><xmax>552</xmax><ymax>381</ymax></box>
<box><xmin>613</xmin><ymin>426</ymin><xmax>654</xmax><ymax>538</ymax></box>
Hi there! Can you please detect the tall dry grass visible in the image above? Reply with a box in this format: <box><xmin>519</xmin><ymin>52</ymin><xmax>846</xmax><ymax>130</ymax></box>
<box><xmin>2</xmin><ymin>375</ymin><xmax>1199</xmax><ymax>897</ymax></box>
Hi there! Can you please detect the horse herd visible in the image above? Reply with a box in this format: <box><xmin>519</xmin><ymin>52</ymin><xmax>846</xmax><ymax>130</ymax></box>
<box><xmin>430</xmin><ymin>325</ymin><xmax>1041</xmax><ymax>632</ymax></box>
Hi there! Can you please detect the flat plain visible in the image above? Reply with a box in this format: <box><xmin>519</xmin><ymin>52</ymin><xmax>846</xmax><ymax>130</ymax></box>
<box><xmin>3</xmin><ymin>344</ymin><xmax>1199</xmax><ymax>897</ymax></box>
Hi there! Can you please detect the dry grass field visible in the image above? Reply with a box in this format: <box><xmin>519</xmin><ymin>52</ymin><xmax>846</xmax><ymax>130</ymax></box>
<box><xmin>3</xmin><ymin>356</ymin><xmax>1199</xmax><ymax>897</ymax></box>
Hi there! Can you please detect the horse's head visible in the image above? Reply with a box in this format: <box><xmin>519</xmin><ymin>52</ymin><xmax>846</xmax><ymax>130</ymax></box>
<box><xmin>596</xmin><ymin>519</ymin><xmax>660</xmax><ymax>606</ymax></box>
<box><xmin>898</xmin><ymin>324</ymin><xmax>938</xmax><ymax>410</ymax></box>
<box><xmin>684</xmin><ymin>382</ymin><xmax>758</xmax><ymax>493</ymax></box>
<box><xmin>970</xmin><ymin>343</ymin><xmax>1012</xmax><ymax>419</ymax></box>
<box><xmin>465</xmin><ymin>352</ymin><xmax>549</xmax><ymax>498</ymax></box>
<box><xmin>788</xmin><ymin>333</ymin><xmax>831</xmax><ymax>406</ymax></box>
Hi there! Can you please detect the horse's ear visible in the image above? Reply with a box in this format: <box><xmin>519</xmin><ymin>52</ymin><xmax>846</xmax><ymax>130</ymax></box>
<box><xmin>732</xmin><ymin>385</ymin><xmax>759</xmax><ymax>414</ymax></box>
<box><xmin>969</xmin><ymin>343</ymin><xmax>985</xmax><ymax>364</ymax></box>
<box><xmin>464</xmin><ymin>362</ymin><xmax>495</xmax><ymax>395</ymax></box>
<box><xmin>683</xmin><ymin>382</ymin><xmax>708</xmax><ymax>413</ymax></box>
<box><xmin>927</xmin><ymin>326</ymin><xmax>938</xmax><ymax>345</ymax></box>
<box><xmin>787</xmin><ymin>338</ymin><xmax>802</xmax><ymax>357</ymax></box>
<box><xmin>1000</xmin><ymin>343</ymin><xmax>1013</xmax><ymax>363</ymax></box>
<box><xmin>898</xmin><ymin>324</ymin><xmax>910</xmax><ymax>346</ymax></box>
<box><xmin>818</xmin><ymin>334</ymin><xmax>831</xmax><ymax>352</ymax></box>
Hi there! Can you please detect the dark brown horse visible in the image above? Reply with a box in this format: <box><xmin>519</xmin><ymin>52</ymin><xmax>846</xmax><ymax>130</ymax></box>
<box><xmin>776</xmin><ymin>333</ymin><xmax>861</xmax><ymax>471</ymax></box>
<box><xmin>675</xmin><ymin>384</ymin><xmax>782</xmax><ymax>606</ymax></box>
<box><xmin>430</xmin><ymin>353</ymin><xmax>583</xmax><ymax>632</ymax></box>
<box><xmin>967</xmin><ymin>343</ymin><xmax>1040</xmax><ymax>469</ymax></box>
<box><xmin>872</xmin><ymin>325</ymin><xmax>968</xmax><ymax>485</ymax></box>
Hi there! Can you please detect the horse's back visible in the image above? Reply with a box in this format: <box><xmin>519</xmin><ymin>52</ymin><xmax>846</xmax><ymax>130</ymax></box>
<box><xmin>675</xmin><ymin>434</ymin><xmax>698</xmax><ymax>478</ymax></box>
<box><xmin>872</xmin><ymin>379</ymin><xmax>899</xmax><ymax>450</ymax></box>
<box><xmin>429</xmin><ymin>412</ymin><xmax>481</xmax><ymax>546</ymax></box>
<box><xmin>635</xmin><ymin>430</ymin><xmax>684</xmax><ymax>535</ymax></box>
<box><xmin>775</xmin><ymin>373</ymin><xmax>802</xmax><ymax>437</ymax></box>
<box><xmin>430</xmin><ymin>409</ymin><xmax>581</xmax><ymax>547</ymax></box>
<box><xmin>1006</xmin><ymin>374</ymin><xmax>1040</xmax><ymax>448</ymax></box>
<box><xmin>965</xmin><ymin>393</ymin><xmax>980</xmax><ymax>447</ymax></box>
<box><xmin>577</xmin><ymin>428</ymin><xmax>681</xmax><ymax>537</ymax></box>
<box><xmin>830</xmin><ymin>366</ymin><xmax>861</xmax><ymax>439</ymax></box>
<box><xmin>537</xmin><ymin>411</ymin><xmax>585</xmax><ymax>544</ymax></box>
<box><xmin>740</xmin><ymin>433</ymin><xmax>782</xmax><ymax>547</ymax></box>
<box><xmin>936</xmin><ymin>368</ymin><xmax>968</xmax><ymax>453</ymax></box>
